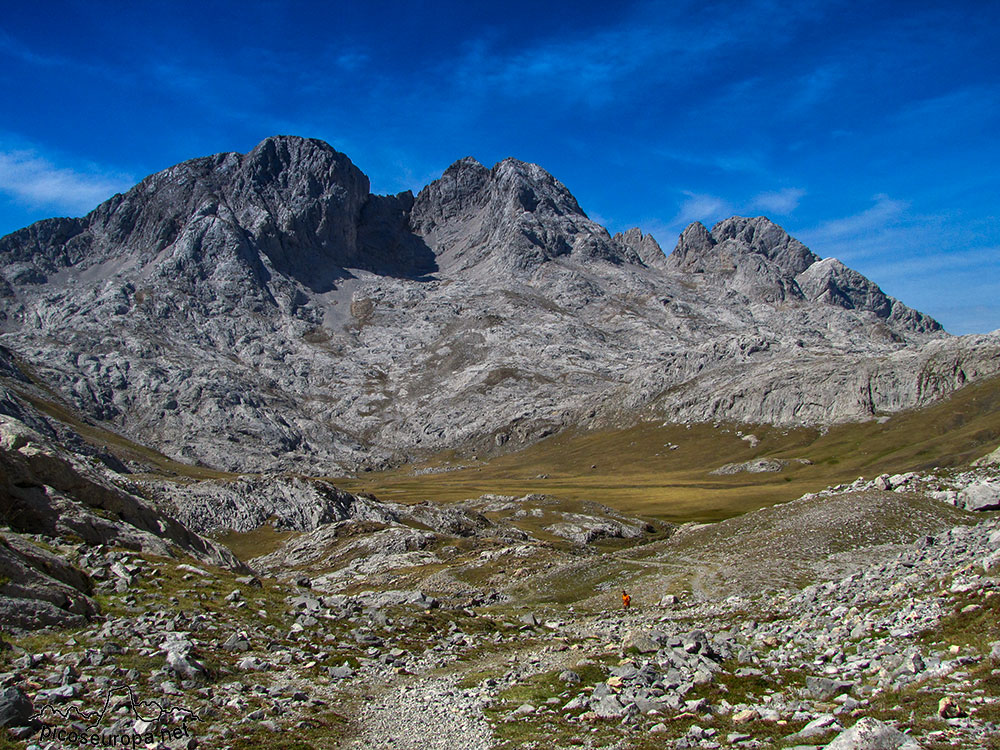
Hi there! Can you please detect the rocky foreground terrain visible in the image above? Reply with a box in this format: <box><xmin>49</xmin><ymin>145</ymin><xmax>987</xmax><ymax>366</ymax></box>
<box><xmin>1</xmin><ymin>135</ymin><xmax>998</xmax><ymax>474</ymax></box>
<box><xmin>2</xmin><ymin>391</ymin><xmax>1000</xmax><ymax>749</ymax></box>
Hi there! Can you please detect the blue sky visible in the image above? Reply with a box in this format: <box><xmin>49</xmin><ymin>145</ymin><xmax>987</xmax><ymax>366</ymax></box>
<box><xmin>1</xmin><ymin>0</ymin><xmax>997</xmax><ymax>333</ymax></box>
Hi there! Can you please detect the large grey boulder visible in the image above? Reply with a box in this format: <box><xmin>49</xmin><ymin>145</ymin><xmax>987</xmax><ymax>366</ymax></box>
<box><xmin>825</xmin><ymin>718</ymin><xmax>923</xmax><ymax>749</ymax></box>
<box><xmin>161</xmin><ymin>633</ymin><xmax>209</xmax><ymax>681</ymax></box>
<box><xmin>958</xmin><ymin>481</ymin><xmax>1000</xmax><ymax>511</ymax></box>
<box><xmin>0</xmin><ymin>686</ymin><xmax>33</xmax><ymax>728</ymax></box>
<box><xmin>805</xmin><ymin>676</ymin><xmax>854</xmax><ymax>700</ymax></box>
<box><xmin>0</xmin><ymin>532</ymin><xmax>97</xmax><ymax>630</ymax></box>
<box><xmin>0</xmin><ymin>414</ymin><xmax>242</xmax><ymax>570</ymax></box>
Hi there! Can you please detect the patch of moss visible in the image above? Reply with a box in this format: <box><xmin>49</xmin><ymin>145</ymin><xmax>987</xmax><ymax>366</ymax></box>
<box><xmin>919</xmin><ymin>589</ymin><xmax>1000</xmax><ymax>653</ymax></box>
<box><xmin>224</xmin><ymin>710</ymin><xmax>350</xmax><ymax>749</ymax></box>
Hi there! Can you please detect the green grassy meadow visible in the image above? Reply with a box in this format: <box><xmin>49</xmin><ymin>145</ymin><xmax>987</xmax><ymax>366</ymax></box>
<box><xmin>329</xmin><ymin>374</ymin><xmax>1000</xmax><ymax>523</ymax></box>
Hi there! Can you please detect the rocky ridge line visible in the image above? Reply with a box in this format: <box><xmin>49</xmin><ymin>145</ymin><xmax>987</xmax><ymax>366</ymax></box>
<box><xmin>1</xmin><ymin>136</ymin><xmax>997</xmax><ymax>473</ymax></box>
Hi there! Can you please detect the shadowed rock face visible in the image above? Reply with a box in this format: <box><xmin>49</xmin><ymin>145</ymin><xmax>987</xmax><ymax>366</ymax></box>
<box><xmin>410</xmin><ymin>156</ymin><xmax>638</xmax><ymax>277</ymax></box>
<box><xmin>0</xmin><ymin>135</ymin><xmax>994</xmax><ymax>473</ymax></box>
<box><xmin>0</xmin><ymin>409</ymin><xmax>246</xmax><ymax>630</ymax></box>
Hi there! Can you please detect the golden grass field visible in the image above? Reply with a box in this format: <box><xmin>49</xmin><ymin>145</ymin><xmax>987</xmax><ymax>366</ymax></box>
<box><xmin>329</xmin><ymin>374</ymin><xmax>1000</xmax><ymax>523</ymax></box>
<box><xmin>8</xmin><ymin>352</ymin><xmax>1000</xmax><ymax>525</ymax></box>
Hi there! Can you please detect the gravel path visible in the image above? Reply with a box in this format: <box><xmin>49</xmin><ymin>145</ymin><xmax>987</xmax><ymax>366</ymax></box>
<box><xmin>343</xmin><ymin>673</ymin><xmax>494</xmax><ymax>750</ymax></box>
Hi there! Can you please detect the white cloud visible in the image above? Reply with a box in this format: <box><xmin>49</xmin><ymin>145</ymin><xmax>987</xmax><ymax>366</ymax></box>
<box><xmin>796</xmin><ymin>194</ymin><xmax>910</xmax><ymax>261</ymax></box>
<box><xmin>792</xmin><ymin>195</ymin><xmax>1000</xmax><ymax>333</ymax></box>
<box><xmin>860</xmin><ymin>246</ymin><xmax>1000</xmax><ymax>280</ymax></box>
<box><xmin>672</xmin><ymin>191</ymin><xmax>734</xmax><ymax>228</ymax></box>
<box><xmin>0</xmin><ymin>148</ymin><xmax>132</xmax><ymax>214</ymax></box>
<box><xmin>750</xmin><ymin>187</ymin><xmax>805</xmax><ymax>215</ymax></box>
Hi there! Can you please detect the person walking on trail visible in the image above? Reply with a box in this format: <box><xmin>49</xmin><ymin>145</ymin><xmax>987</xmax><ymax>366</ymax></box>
<box><xmin>622</xmin><ymin>590</ymin><xmax>631</xmax><ymax>610</ymax></box>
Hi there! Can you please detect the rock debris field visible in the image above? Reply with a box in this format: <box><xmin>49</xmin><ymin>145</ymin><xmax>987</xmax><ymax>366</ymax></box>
<box><xmin>2</xmin><ymin>457</ymin><xmax>1000</xmax><ymax>750</ymax></box>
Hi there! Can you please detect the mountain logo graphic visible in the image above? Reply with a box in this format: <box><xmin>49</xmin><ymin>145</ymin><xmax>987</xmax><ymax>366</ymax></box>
<box><xmin>30</xmin><ymin>682</ymin><xmax>195</xmax><ymax>746</ymax></box>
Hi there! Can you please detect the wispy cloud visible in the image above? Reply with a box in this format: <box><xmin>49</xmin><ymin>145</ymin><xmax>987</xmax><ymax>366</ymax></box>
<box><xmin>333</xmin><ymin>49</ymin><xmax>370</xmax><ymax>71</ymax></box>
<box><xmin>0</xmin><ymin>30</ymin><xmax>125</xmax><ymax>82</ymax></box>
<box><xmin>861</xmin><ymin>245</ymin><xmax>999</xmax><ymax>279</ymax></box>
<box><xmin>791</xmin><ymin>194</ymin><xmax>1000</xmax><ymax>332</ymax></box>
<box><xmin>670</xmin><ymin>191</ymin><xmax>734</xmax><ymax>230</ymax></box>
<box><xmin>0</xmin><ymin>148</ymin><xmax>133</xmax><ymax>214</ymax></box>
<box><xmin>750</xmin><ymin>188</ymin><xmax>805</xmax><ymax>215</ymax></box>
<box><xmin>786</xmin><ymin>63</ymin><xmax>845</xmax><ymax>114</ymax></box>
<box><xmin>443</xmin><ymin>2</ymin><xmax>788</xmax><ymax>109</ymax></box>
<box><xmin>449</xmin><ymin>31</ymin><xmax>650</xmax><ymax>107</ymax></box>
<box><xmin>929</xmin><ymin>302</ymin><xmax>1000</xmax><ymax>336</ymax></box>
<box><xmin>798</xmin><ymin>194</ymin><xmax>909</xmax><ymax>256</ymax></box>
<box><xmin>891</xmin><ymin>84</ymin><xmax>1000</xmax><ymax>139</ymax></box>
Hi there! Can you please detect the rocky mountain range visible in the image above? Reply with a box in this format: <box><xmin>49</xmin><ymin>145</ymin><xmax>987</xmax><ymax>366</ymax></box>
<box><xmin>1</xmin><ymin>134</ymin><xmax>998</xmax><ymax>476</ymax></box>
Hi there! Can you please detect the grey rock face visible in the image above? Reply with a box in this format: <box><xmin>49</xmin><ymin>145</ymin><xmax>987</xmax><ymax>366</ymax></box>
<box><xmin>825</xmin><ymin>717</ymin><xmax>923</xmax><ymax>749</ymax></box>
<box><xmin>957</xmin><ymin>481</ymin><xmax>1000</xmax><ymax>511</ymax></box>
<box><xmin>0</xmin><ymin>413</ymin><xmax>242</xmax><ymax>569</ymax></box>
<box><xmin>0</xmin><ymin>533</ymin><xmax>97</xmax><ymax>630</ymax></box>
<box><xmin>0</xmin><ymin>135</ymin><xmax>994</xmax><ymax>474</ymax></box>
<box><xmin>148</xmin><ymin>475</ymin><xmax>398</xmax><ymax>534</ymax></box>
<box><xmin>0</xmin><ymin>686</ymin><xmax>33</xmax><ymax>729</ymax></box>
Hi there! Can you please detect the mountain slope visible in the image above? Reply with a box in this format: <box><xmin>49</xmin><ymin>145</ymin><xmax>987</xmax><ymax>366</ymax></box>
<box><xmin>0</xmin><ymin>135</ymin><xmax>996</xmax><ymax>473</ymax></box>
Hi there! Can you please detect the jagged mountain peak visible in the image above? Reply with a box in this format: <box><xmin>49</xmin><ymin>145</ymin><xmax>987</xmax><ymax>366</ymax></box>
<box><xmin>0</xmin><ymin>135</ymin><xmax>380</xmax><ymax>298</ymax></box>
<box><xmin>668</xmin><ymin>221</ymin><xmax>714</xmax><ymax>269</ymax></box>
<box><xmin>236</xmin><ymin>134</ymin><xmax>368</xmax><ymax>196</ymax></box>
<box><xmin>664</xmin><ymin>215</ymin><xmax>940</xmax><ymax>330</ymax></box>
<box><xmin>710</xmin><ymin>215</ymin><xmax>818</xmax><ymax>276</ymax></box>
<box><xmin>612</xmin><ymin>227</ymin><xmax>667</xmax><ymax>268</ymax></box>
<box><xmin>411</xmin><ymin>154</ymin><xmax>629</xmax><ymax>275</ymax></box>
<box><xmin>412</xmin><ymin>154</ymin><xmax>588</xmax><ymax>228</ymax></box>
<box><xmin>489</xmin><ymin>157</ymin><xmax>587</xmax><ymax>217</ymax></box>
<box><xmin>668</xmin><ymin>216</ymin><xmax>817</xmax><ymax>278</ymax></box>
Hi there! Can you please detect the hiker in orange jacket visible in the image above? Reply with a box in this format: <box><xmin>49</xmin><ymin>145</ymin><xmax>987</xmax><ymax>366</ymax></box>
<box><xmin>622</xmin><ymin>590</ymin><xmax>631</xmax><ymax>610</ymax></box>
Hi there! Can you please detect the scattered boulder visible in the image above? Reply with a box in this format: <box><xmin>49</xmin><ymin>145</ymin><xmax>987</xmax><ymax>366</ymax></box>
<box><xmin>788</xmin><ymin>714</ymin><xmax>842</xmax><ymax>740</ymax></box>
<box><xmin>825</xmin><ymin>718</ymin><xmax>924</xmax><ymax>749</ymax></box>
<box><xmin>806</xmin><ymin>676</ymin><xmax>854</xmax><ymax>700</ymax></box>
<box><xmin>958</xmin><ymin>482</ymin><xmax>1000</xmax><ymax>511</ymax></box>
<box><xmin>623</xmin><ymin>631</ymin><xmax>661</xmax><ymax>654</ymax></box>
<box><xmin>0</xmin><ymin>686</ymin><xmax>33</xmax><ymax>728</ymax></box>
<box><xmin>161</xmin><ymin>634</ymin><xmax>209</xmax><ymax>681</ymax></box>
<box><xmin>711</xmin><ymin>458</ymin><xmax>786</xmax><ymax>475</ymax></box>
<box><xmin>592</xmin><ymin>695</ymin><xmax>625</xmax><ymax>719</ymax></box>
<box><xmin>358</xmin><ymin>589</ymin><xmax>439</xmax><ymax>610</ymax></box>
<box><xmin>938</xmin><ymin>696</ymin><xmax>966</xmax><ymax>718</ymax></box>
